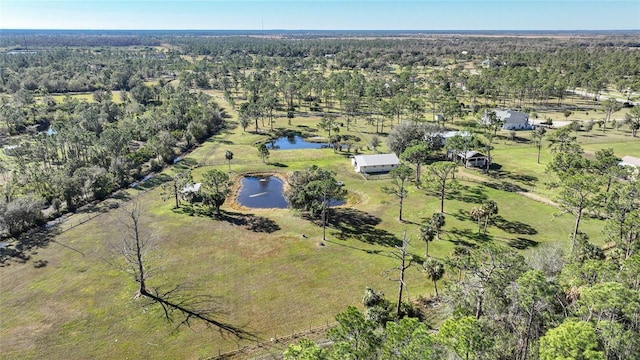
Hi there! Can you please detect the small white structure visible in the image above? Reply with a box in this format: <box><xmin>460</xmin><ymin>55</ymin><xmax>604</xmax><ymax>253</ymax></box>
<box><xmin>620</xmin><ymin>155</ymin><xmax>640</xmax><ymax>168</ymax></box>
<box><xmin>180</xmin><ymin>183</ymin><xmax>201</xmax><ymax>201</ymax></box>
<box><xmin>352</xmin><ymin>153</ymin><xmax>400</xmax><ymax>174</ymax></box>
<box><xmin>620</xmin><ymin>156</ymin><xmax>640</xmax><ymax>177</ymax></box>
<box><xmin>482</xmin><ymin>109</ymin><xmax>531</xmax><ymax>130</ymax></box>
<box><xmin>453</xmin><ymin>151</ymin><xmax>490</xmax><ymax>168</ymax></box>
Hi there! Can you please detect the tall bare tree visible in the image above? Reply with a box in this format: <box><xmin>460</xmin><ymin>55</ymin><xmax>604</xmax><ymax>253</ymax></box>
<box><xmin>114</xmin><ymin>201</ymin><xmax>253</xmax><ymax>338</ymax></box>
<box><xmin>383</xmin><ymin>231</ymin><xmax>415</xmax><ymax>319</ymax></box>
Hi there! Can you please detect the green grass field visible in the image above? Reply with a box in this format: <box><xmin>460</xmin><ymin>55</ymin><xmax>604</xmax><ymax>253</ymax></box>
<box><xmin>1</xmin><ymin>91</ymin><xmax>637</xmax><ymax>359</ymax></box>
<box><xmin>48</xmin><ymin>91</ymin><xmax>124</xmax><ymax>104</ymax></box>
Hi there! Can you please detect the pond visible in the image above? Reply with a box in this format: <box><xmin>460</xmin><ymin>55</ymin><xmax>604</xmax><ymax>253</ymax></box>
<box><xmin>236</xmin><ymin>175</ymin><xmax>346</xmax><ymax>209</ymax></box>
<box><xmin>236</xmin><ymin>176</ymin><xmax>288</xmax><ymax>209</ymax></box>
<box><xmin>266</xmin><ymin>135</ymin><xmax>328</xmax><ymax>150</ymax></box>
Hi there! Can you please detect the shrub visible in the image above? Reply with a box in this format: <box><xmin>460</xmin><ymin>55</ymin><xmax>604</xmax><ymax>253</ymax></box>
<box><xmin>1</xmin><ymin>196</ymin><xmax>46</xmax><ymax>236</ymax></box>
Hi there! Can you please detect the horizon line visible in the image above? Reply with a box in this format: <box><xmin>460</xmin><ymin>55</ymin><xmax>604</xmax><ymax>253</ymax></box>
<box><xmin>1</xmin><ymin>28</ymin><xmax>639</xmax><ymax>32</ymax></box>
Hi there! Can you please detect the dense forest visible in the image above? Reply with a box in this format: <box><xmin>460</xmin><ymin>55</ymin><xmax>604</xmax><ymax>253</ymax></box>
<box><xmin>1</xmin><ymin>31</ymin><xmax>639</xmax><ymax>359</ymax></box>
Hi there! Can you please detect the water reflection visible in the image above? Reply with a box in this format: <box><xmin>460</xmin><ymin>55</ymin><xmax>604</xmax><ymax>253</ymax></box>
<box><xmin>266</xmin><ymin>136</ymin><xmax>329</xmax><ymax>150</ymax></box>
<box><xmin>236</xmin><ymin>175</ymin><xmax>346</xmax><ymax>209</ymax></box>
<box><xmin>236</xmin><ymin>176</ymin><xmax>288</xmax><ymax>208</ymax></box>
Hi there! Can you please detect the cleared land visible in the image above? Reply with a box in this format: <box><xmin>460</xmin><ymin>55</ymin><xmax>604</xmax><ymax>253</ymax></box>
<box><xmin>1</xmin><ymin>91</ymin><xmax>638</xmax><ymax>359</ymax></box>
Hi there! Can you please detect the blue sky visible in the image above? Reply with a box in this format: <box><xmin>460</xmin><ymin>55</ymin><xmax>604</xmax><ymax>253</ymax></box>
<box><xmin>1</xmin><ymin>0</ymin><xmax>638</xmax><ymax>30</ymax></box>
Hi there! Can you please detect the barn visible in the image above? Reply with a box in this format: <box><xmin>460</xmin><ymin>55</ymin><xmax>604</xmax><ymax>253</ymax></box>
<box><xmin>351</xmin><ymin>153</ymin><xmax>400</xmax><ymax>174</ymax></box>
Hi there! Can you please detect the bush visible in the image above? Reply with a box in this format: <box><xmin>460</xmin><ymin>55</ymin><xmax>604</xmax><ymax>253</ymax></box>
<box><xmin>1</xmin><ymin>196</ymin><xmax>46</xmax><ymax>236</ymax></box>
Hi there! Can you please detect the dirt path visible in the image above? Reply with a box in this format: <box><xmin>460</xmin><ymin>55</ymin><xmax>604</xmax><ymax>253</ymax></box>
<box><xmin>516</xmin><ymin>191</ymin><xmax>557</xmax><ymax>206</ymax></box>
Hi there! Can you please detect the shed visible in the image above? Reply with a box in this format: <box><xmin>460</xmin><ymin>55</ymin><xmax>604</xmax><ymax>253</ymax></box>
<box><xmin>352</xmin><ymin>153</ymin><xmax>400</xmax><ymax>174</ymax></box>
<box><xmin>455</xmin><ymin>151</ymin><xmax>490</xmax><ymax>168</ymax></box>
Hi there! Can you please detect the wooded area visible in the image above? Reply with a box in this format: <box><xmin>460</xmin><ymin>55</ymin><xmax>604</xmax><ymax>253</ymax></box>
<box><xmin>0</xmin><ymin>30</ymin><xmax>639</xmax><ymax>359</ymax></box>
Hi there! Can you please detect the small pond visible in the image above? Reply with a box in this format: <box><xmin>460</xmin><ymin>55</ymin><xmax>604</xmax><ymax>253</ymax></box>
<box><xmin>236</xmin><ymin>176</ymin><xmax>288</xmax><ymax>208</ymax></box>
<box><xmin>266</xmin><ymin>135</ymin><xmax>328</xmax><ymax>150</ymax></box>
<box><xmin>236</xmin><ymin>175</ymin><xmax>346</xmax><ymax>209</ymax></box>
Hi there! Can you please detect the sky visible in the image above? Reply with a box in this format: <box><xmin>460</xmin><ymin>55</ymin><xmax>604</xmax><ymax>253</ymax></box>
<box><xmin>1</xmin><ymin>0</ymin><xmax>639</xmax><ymax>31</ymax></box>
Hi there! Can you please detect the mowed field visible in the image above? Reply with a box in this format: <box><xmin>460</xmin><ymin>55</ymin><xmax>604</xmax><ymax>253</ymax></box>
<box><xmin>1</xmin><ymin>93</ymin><xmax>638</xmax><ymax>359</ymax></box>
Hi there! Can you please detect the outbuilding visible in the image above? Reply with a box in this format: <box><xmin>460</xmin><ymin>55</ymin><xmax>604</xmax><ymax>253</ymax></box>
<box><xmin>620</xmin><ymin>155</ymin><xmax>640</xmax><ymax>177</ymax></box>
<box><xmin>454</xmin><ymin>151</ymin><xmax>490</xmax><ymax>168</ymax></box>
<box><xmin>352</xmin><ymin>153</ymin><xmax>400</xmax><ymax>174</ymax></box>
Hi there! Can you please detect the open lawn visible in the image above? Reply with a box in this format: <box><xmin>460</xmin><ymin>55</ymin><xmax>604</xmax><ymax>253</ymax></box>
<box><xmin>0</xmin><ymin>92</ymin><xmax>632</xmax><ymax>359</ymax></box>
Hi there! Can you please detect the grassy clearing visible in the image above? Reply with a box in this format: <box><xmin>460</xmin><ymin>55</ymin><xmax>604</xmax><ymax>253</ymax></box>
<box><xmin>48</xmin><ymin>91</ymin><xmax>124</xmax><ymax>104</ymax></box>
<box><xmin>1</xmin><ymin>93</ymin><xmax>635</xmax><ymax>359</ymax></box>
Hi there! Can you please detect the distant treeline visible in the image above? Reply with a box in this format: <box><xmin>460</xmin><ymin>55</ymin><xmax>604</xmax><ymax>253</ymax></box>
<box><xmin>1</xmin><ymin>29</ymin><xmax>640</xmax><ymax>48</ymax></box>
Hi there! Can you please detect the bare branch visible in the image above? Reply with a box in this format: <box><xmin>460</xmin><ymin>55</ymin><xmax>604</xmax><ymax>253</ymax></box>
<box><xmin>109</xmin><ymin>199</ymin><xmax>256</xmax><ymax>340</ymax></box>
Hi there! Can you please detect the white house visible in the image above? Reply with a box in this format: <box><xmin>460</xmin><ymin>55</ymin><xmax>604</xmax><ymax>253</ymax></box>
<box><xmin>352</xmin><ymin>153</ymin><xmax>400</xmax><ymax>174</ymax></box>
<box><xmin>482</xmin><ymin>109</ymin><xmax>531</xmax><ymax>130</ymax></box>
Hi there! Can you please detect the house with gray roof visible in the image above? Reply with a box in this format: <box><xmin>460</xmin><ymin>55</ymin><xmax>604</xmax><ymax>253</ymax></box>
<box><xmin>351</xmin><ymin>153</ymin><xmax>400</xmax><ymax>174</ymax></box>
<box><xmin>482</xmin><ymin>109</ymin><xmax>531</xmax><ymax>130</ymax></box>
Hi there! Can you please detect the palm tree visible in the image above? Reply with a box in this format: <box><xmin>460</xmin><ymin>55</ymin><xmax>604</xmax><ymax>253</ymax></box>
<box><xmin>419</xmin><ymin>225</ymin><xmax>436</xmax><ymax>258</ymax></box>
<box><xmin>481</xmin><ymin>200</ymin><xmax>498</xmax><ymax>234</ymax></box>
<box><xmin>224</xmin><ymin>150</ymin><xmax>234</xmax><ymax>172</ymax></box>
<box><xmin>423</xmin><ymin>257</ymin><xmax>445</xmax><ymax>298</ymax></box>
<box><xmin>450</xmin><ymin>246</ymin><xmax>471</xmax><ymax>282</ymax></box>
<box><xmin>430</xmin><ymin>213</ymin><xmax>446</xmax><ymax>240</ymax></box>
<box><xmin>470</xmin><ymin>206</ymin><xmax>486</xmax><ymax>234</ymax></box>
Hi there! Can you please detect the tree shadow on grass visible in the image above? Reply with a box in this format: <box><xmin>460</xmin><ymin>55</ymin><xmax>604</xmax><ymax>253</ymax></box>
<box><xmin>489</xmin><ymin>170</ymin><xmax>537</xmax><ymax>186</ymax></box>
<box><xmin>507</xmin><ymin>173</ymin><xmax>538</xmax><ymax>185</ymax></box>
<box><xmin>483</xmin><ymin>180</ymin><xmax>527</xmax><ymax>193</ymax></box>
<box><xmin>507</xmin><ymin>237</ymin><xmax>539</xmax><ymax>250</ymax></box>
<box><xmin>221</xmin><ymin>211</ymin><xmax>281</xmax><ymax>233</ymax></box>
<box><xmin>445</xmin><ymin>184</ymin><xmax>488</xmax><ymax>204</ymax></box>
<box><xmin>493</xmin><ymin>215</ymin><xmax>538</xmax><ymax>235</ymax></box>
<box><xmin>0</xmin><ymin>226</ymin><xmax>64</xmax><ymax>266</ymax></box>
<box><xmin>327</xmin><ymin>208</ymin><xmax>402</xmax><ymax>247</ymax></box>
<box><xmin>450</xmin><ymin>209</ymin><xmax>472</xmax><ymax>222</ymax></box>
<box><xmin>440</xmin><ymin>231</ymin><xmax>478</xmax><ymax>249</ymax></box>
<box><xmin>447</xmin><ymin>227</ymin><xmax>491</xmax><ymax>245</ymax></box>
<box><xmin>176</xmin><ymin>205</ymin><xmax>280</xmax><ymax>233</ymax></box>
